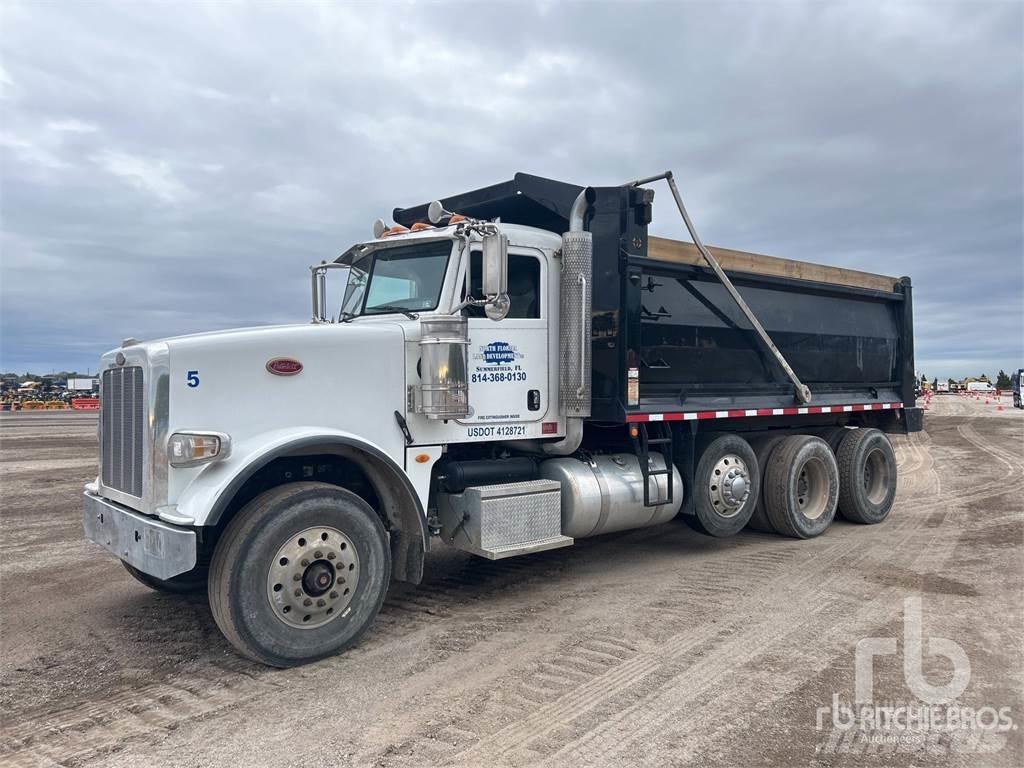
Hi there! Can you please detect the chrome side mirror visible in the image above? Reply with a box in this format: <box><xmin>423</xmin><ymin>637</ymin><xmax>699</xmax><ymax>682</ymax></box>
<box><xmin>481</xmin><ymin>231</ymin><xmax>508</xmax><ymax>296</ymax></box>
<box><xmin>484</xmin><ymin>294</ymin><xmax>510</xmax><ymax>321</ymax></box>
<box><xmin>481</xmin><ymin>231</ymin><xmax>509</xmax><ymax>321</ymax></box>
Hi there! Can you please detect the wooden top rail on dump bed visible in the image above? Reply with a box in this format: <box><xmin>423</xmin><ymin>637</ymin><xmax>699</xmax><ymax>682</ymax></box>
<box><xmin>647</xmin><ymin>236</ymin><xmax>900</xmax><ymax>294</ymax></box>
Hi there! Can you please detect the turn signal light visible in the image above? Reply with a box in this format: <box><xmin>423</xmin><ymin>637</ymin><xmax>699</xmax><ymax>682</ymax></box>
<box><xmin>168</xmin><ymin>432</ymin><xmax>229</xmax><ymax>467</ymax></box>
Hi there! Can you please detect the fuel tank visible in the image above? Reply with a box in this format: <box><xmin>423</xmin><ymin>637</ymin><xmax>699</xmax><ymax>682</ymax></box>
<box><xmin>539</xmin><ymin>453</ymin><xmax>682</xmax><ymax>539</ymax></box>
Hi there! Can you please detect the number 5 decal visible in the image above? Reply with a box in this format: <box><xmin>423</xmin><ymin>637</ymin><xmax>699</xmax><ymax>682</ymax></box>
<box><xmin>186</xmin><ymin>370</ymin><xmax>200</xmax><ymax>388</ymax></box>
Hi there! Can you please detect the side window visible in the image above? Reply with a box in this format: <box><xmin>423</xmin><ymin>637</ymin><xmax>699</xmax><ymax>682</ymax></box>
<box><xmin>464</xmin><ymin>253</ymin><xmax>541</xmax><ymax>319</ymax></box>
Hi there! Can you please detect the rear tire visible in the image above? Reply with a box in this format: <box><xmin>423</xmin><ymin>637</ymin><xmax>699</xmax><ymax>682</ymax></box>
<box><xmin>122</xmin><ymin>560</ymin><xmax>208</xmax><ymax>595</ymax></box>
<box><xmin>836</xmin><ymin>428</ymin><xmax>897</xmax><ymax>524</ymax></box>
<box><xmin>764</xmin><ymin>435</ymin><xmax>838</xmax><ymax>539</ymax></box>
<box><xmin>746</xmin><ymin>435</ymin><xmax>785</xmax><ymax>533</ymax></box>
<box><xmin>209</xmin><ymin>482</ymin><xmax>391</xmax><ymax>667</ymax></box>
<box><xmin>685</xmin><ymin>433</ymin><xmax>759</xmax><ymax>537</ymax></box>
<box><xmin>815</xmin><ymin>426</ymin><xmax>850</xmax><ymax>455</ymax></box>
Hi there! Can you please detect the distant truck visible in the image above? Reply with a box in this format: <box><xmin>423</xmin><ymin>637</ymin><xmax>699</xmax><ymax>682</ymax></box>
<box><xmin>967</xmin><ymin>381</ymin><xmax>996</xmax><ymax>394</ymax></box>
<box><xmin>68</xmin><ymin>377</ymin><xmax>98</xmax><ymax>392</ymax></box>
<box><xmin>1013</xmin><ymin>369</ymin><xmax>1024</xmax><ymax>409</ymax></box>
<box><xmin>82</xmin><ymin>171</ymin><xmax>922</xmax><ymax>666</ymax></box>
<box><xmin>936</xmin><ymin>382</ymin><xmax>950</xmax><ymax>393</ymax></box>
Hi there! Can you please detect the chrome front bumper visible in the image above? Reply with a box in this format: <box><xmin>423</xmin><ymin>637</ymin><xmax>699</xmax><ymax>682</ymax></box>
<box><xmin>82</xmin><ymin>492</ymin><xmax>197</xmax><ymax>580</ymax></box>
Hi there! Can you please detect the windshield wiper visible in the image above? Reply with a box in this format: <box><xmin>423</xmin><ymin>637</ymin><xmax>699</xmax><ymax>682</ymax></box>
<box><xmin>368</xmin><ymin>305</ymin><xmax>419</xmax><ymax>320</ymax></box>
<box><xmin>339</xmin><ymin>310</ymin><xmax>356</xmax><ymax>323</ymax></box>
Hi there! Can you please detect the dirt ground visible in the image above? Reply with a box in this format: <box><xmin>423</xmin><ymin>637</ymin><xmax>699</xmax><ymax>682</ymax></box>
<box><xmin>1</xmin><ymin>394</ymin><xmax>1022</xmax><ymax>767</ymax></box>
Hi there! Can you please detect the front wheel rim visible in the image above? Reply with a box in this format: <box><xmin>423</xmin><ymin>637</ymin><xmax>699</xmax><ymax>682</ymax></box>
<box><xmin>266</xmin><ymin>526</ymin><xmax>360</xmax><ymax>629</ymax></box>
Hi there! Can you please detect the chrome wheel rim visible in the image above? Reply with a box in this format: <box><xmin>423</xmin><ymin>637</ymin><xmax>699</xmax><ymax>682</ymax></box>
<box><xmin>708</xmin><ymin>454</ymin><xmax>751</xmax><ymax>518</ymax></box>
<box><xmin>796</xmin><ymin>458</ymin><xmax>829</xmax><ymax>520</ymax></box>
<box><xmin>267</xmin><ymin>526</ymin><xmax>359</xmax><ymax>629</ymax></box>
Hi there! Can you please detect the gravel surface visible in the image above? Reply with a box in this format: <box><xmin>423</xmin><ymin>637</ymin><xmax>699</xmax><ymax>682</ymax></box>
<box><xmin>1</xmin><ymin>395</ymin><xmax>1021</xmax><ymax>767</ymax></box>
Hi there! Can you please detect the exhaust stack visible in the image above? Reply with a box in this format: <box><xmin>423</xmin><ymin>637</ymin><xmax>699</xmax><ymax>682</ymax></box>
<box><xmin>559</xmin><ymin>188</ymin><xmax>595</xmax><ymax>418</ymax></box>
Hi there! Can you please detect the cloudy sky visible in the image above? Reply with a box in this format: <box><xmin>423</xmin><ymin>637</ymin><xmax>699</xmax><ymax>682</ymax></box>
<box><xmin>1</xmin><ymin>0</ymin><xmax>1021</xmax><ymax>380</ymax></box>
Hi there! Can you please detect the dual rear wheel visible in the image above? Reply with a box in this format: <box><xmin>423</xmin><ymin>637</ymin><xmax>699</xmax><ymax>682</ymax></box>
<box><xmin>688</xmin><ymin>428</ymin><xmax>896</xmax><ymax>540</ymax></box>
<box><xmin>763</xmin><ymin>435</ymin><xmax>839</xmax><ymax>539</ymax></box>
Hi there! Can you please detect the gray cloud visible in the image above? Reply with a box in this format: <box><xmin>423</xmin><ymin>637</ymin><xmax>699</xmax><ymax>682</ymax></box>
<box><xmin>1</xmin><ymin>0</ymin><xmax>1021</xmax><ymax>380</ymax></box>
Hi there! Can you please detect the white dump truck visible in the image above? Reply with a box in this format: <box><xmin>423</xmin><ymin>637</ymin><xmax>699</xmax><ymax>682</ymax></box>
<box><xmin>83</xmin><ymin>172</ymin><xmax>921</xmax><ymax>666</ymax></box>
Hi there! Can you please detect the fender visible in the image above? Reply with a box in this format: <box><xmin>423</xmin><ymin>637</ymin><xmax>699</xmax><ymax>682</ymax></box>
<box><xmin>175</xmin><ymin>429</ymin><xmax>427</xmax><ymax>583</ymax></box>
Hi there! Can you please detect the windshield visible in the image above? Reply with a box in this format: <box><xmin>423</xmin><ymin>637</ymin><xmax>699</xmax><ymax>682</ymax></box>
<box><xmin>340</xmin><ymin>240</ymin><xmax>452</xmax><ymax>319</ymax></box>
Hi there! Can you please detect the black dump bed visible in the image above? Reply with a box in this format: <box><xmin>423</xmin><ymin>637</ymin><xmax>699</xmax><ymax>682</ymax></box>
<box><xmin>396</xmin><ymin>173</ymin><xmax>920</xmax><ymax>431</ymax></box>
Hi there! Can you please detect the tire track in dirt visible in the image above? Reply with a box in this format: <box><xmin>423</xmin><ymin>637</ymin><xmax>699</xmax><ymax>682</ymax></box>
<box><xmin>533</xmin><ymin>520</ymin><xmax>936</xmax><ymax>765</ymax></box>
<box><xmin>947</xmin><ymin>421</ymin><xmax>1024</xmax><ymax>506</ymax></box>
<box><xmin>0</xmin><ymin>665</ymin><xmax>286</xmax><ymax>768</ymax></box>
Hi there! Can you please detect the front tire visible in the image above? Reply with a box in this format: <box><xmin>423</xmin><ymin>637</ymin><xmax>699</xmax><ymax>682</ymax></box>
<box><xmin>209</xmin><ymin>482</ymin><xmax>391</xmax><ymax>667</ymax></box>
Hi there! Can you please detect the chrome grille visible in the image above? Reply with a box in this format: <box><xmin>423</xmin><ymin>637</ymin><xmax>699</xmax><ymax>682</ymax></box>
<box><xmin>101</xmin><ymin>366</ymin><xmax>145</xmax><ymax>497</ymax></box>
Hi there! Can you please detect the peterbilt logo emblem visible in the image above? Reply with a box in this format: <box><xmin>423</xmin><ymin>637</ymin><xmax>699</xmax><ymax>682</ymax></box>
<box><xmin>266</xmin><ymin>358</ymin><xmax>303</xmax><ymax>376</ymax></box>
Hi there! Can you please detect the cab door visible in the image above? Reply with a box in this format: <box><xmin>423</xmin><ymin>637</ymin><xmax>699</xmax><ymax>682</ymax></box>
<box><xmin>461</xmin><ymin>249</ymin><xmax>549</xmax><ymax>426</ymax></box>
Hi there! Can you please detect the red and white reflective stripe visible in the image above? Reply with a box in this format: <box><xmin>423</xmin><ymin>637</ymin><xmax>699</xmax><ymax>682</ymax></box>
<box><xmin>625</xmin><ymin>402</ymin><xmax>903</xmax><ymax>423</ymax></box>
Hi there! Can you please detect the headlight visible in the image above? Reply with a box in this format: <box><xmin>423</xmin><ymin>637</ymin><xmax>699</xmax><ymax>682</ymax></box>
<box><xmin>168</xmin><ymin>432</ymin><xmax>230</xmax><ymax>467</ymax></box>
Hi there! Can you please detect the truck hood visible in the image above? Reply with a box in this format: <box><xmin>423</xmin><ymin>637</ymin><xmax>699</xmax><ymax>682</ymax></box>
<box><xmin>142</xmin><ymin>319</ymin><xmax>410</xmax><ymax>352</ymax></box>
<box><xmin>104</xmin><ymin>318</ymin><xmax>414</xmax><ymax>361</ymax></box>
